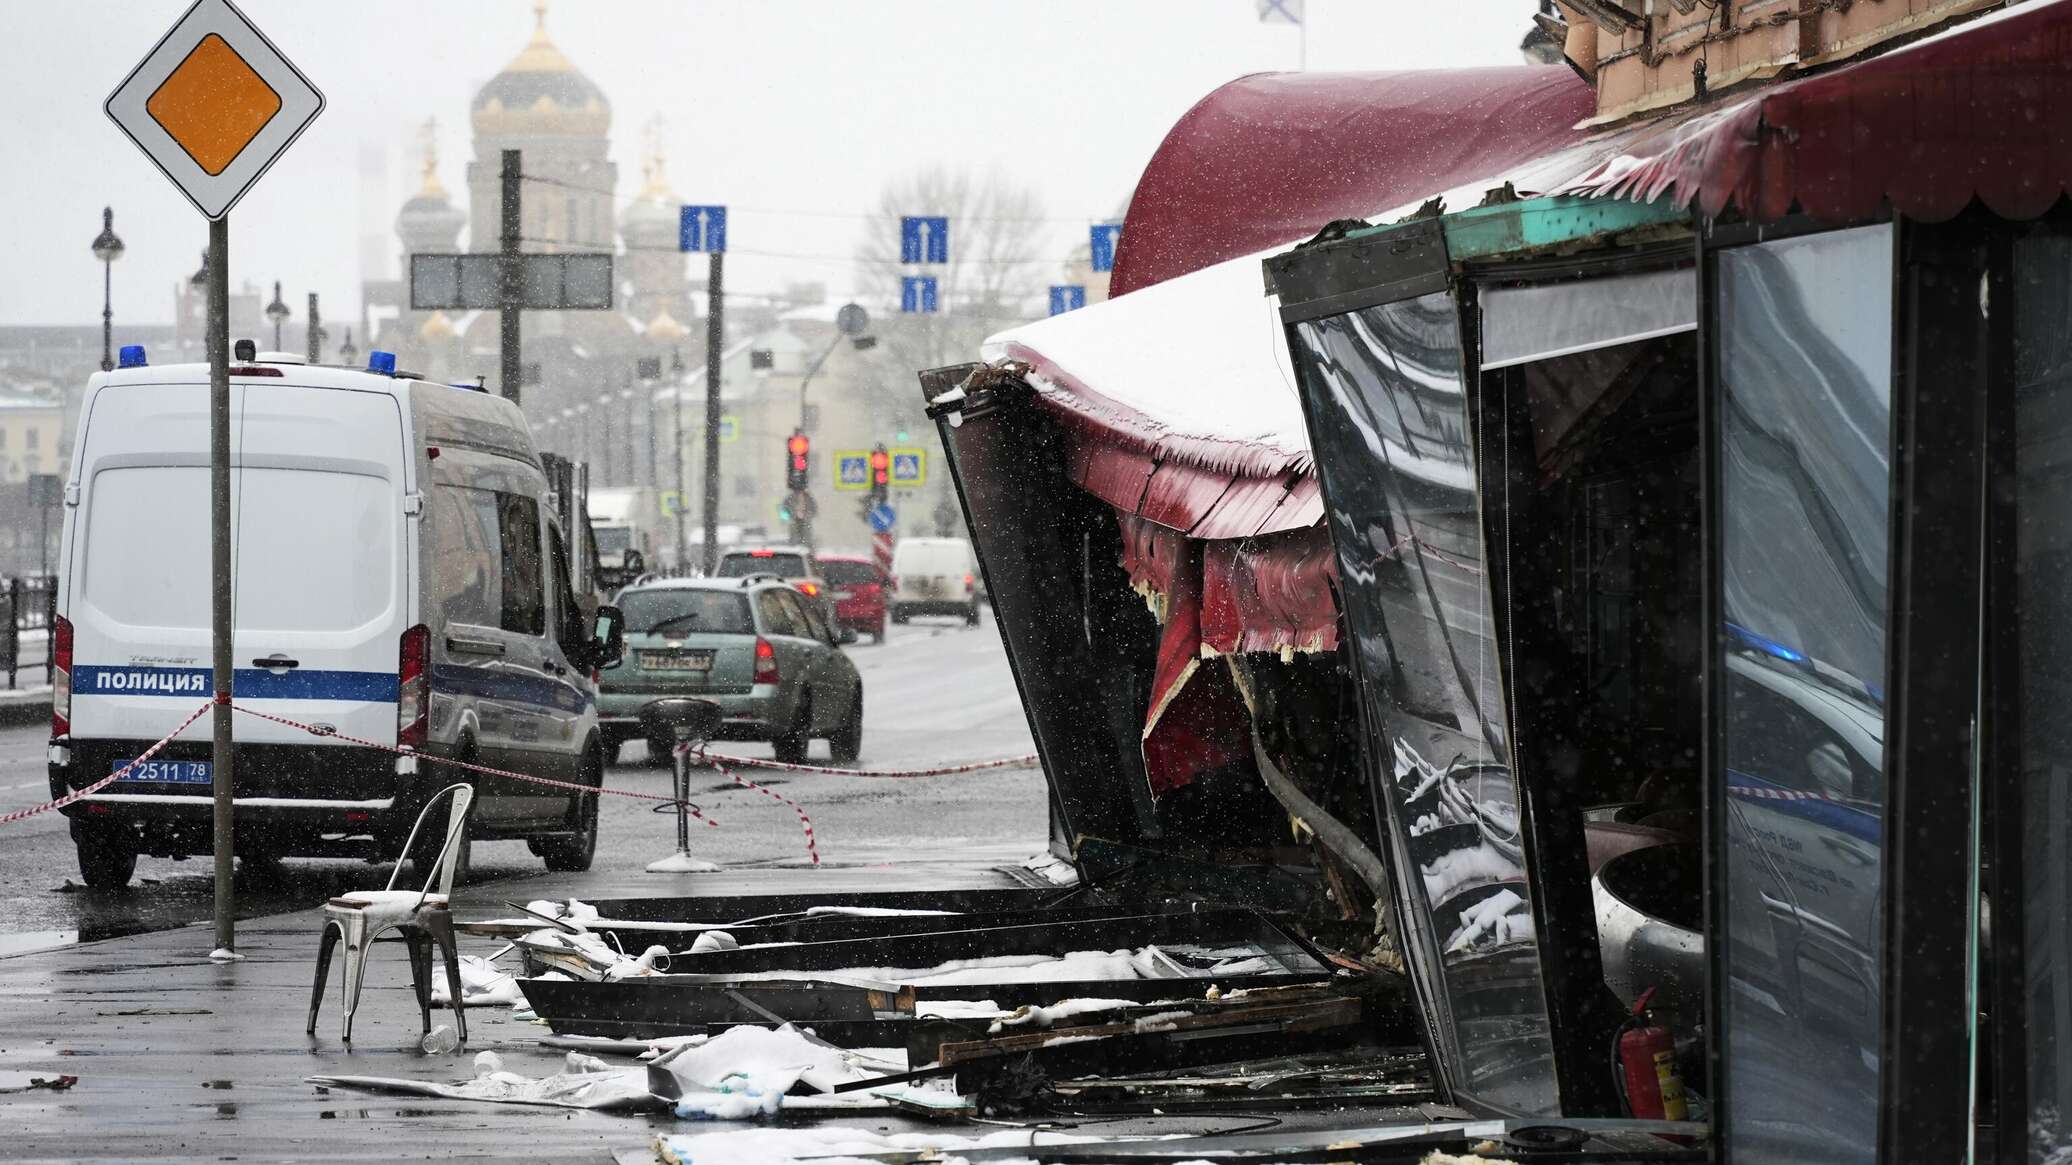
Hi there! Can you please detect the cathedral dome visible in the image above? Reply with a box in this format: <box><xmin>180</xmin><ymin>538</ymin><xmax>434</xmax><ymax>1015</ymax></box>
<box><xmin>471</xmin><ymin>2</ymin><xmax>609</xmax><ymax>139</ymax></box>
<box><xmin>396</xmin><ymin>124</ymin><xmax>465</xmax><ymax>254</ymax></box>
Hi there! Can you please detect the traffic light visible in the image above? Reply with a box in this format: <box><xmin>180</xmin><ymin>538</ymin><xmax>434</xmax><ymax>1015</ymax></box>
<box><xmin>785</xmin><ymin>430</ymin><xmax>810</xmax><ymax>492</ymax></box>
<box><xmin>868</xmin><ymin>445</ymin><xmax>890</xmax><ymax>506</ymax></box>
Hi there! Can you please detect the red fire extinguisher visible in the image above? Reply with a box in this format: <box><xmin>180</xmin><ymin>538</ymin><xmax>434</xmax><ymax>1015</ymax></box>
<box><xmin>1616</xmin><ymin>987</ymin><xmax>1688</xmax><ymax>1121</ymax></box>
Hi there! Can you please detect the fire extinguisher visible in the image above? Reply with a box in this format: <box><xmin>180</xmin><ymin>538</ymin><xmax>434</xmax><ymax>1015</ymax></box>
<box><xmin>1615</xmin><ymin>986</ymin><xmax>1688</xmax><ymax>1121</ymax></box>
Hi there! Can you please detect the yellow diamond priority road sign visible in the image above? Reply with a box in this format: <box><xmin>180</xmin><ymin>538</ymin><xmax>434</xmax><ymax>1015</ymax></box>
<box><xmin>105</xmin><ymin>0</ymin><xmax>323</xmax><ymax>219</ymax></box>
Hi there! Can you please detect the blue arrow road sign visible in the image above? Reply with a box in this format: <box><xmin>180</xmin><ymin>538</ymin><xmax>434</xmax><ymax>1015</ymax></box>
<box><xmin>1090</xmin><ymin>224</ymin><xmax>1122</xmax><ymax>273</ymax></box>
<box><xmin>901</xmin><ymin>276</ymin><xmax>939</xmax><ymax>314</ymax></box>
<box><xmin>1049</xmin><ymin>285</ymin><xmax>1087</xmax><ymax>316</ymax></box>
<box><xmin>867</xmin><ymin>502</ymin><xmax>897</xmax><ymax>533</ymax></box>
<box><xmin>900</xmin><ymin>216</ymin><xmax>949</xmax><ymax>264</ymax></box>
<box><xmin>680</xmin><ymin>205</ymin><xmax>727</xmax><ymax>253</ymax></box>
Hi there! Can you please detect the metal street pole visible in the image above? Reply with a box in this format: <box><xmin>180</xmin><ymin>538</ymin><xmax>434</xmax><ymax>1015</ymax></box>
<box><xmin>92</xmin><ymin>207</ymin><xmax>124</xmax><ymax>373</ymax></box>
<box><xmin>499</xmin><ymin>149</ymin><xmax>523</xmax><ymax>405</ymax></box>
<box><xmin>207</xmin><ymin>216</ymin><xmax>235</xmax><ymax>954</ymax></box>
<box><xmin>306</xmin><ymin>292</ymin><xmax>321</xmax><ymax>364</ymax></box>
<box><xmin>702</xmin><ymin>252</ymin><xmax>724</xmax><ymax>576</ymax></box>
<box><xmin>671</xmin><ymin>360</ymin><xmax>688</xmax><ymax>572</ymax></box>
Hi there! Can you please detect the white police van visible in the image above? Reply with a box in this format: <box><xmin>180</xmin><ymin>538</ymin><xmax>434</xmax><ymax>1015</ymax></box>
<box><xmin>47</xmin><ymin>345</ymin><xmax>624</xmax><ymax>887</ymax></box>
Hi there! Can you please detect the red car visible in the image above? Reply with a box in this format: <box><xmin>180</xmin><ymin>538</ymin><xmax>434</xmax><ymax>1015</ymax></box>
<box><xmin>814</xmin><ymin>554</ymin><xmax>889</xmax><ymax>643</ymax></box>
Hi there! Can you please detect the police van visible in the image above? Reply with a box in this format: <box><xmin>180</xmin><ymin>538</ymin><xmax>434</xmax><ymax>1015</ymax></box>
<box><xmin>47</xmin><ymin>346</ymin><xmax>624</xmax><ymax>888</ymax></box>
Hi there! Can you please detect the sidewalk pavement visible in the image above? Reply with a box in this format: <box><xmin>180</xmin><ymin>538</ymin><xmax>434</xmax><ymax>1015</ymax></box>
<box><xmin>0</xmin><ymin>683</ymin><xmax>51</xmax><ymax>728</ymax></box>
<box><xmin>0</xmin><ymin>860</ymin><xmax>1039</xmax><ymax>1164</ymax></box>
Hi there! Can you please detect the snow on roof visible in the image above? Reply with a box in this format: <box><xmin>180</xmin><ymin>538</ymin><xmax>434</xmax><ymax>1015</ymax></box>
<box><xmin>981</xmin><ymin>249</ymin><xmax>1307</xmax><ymax>479</ymax></box>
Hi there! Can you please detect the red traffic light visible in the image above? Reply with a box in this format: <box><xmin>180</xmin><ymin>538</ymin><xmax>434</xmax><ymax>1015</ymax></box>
<box><xmin>787</xmin><ymin>433</ymin><xmax>810</xmax><ymax>457</ymax></box>
<box><xmin>868</xmin><ymin>450</ymin><xmax>890</xmax><ymax>471</ymax></box>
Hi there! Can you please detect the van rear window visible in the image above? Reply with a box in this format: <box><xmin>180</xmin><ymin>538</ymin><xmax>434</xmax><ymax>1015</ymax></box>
<box><xmin>84</xmin><ymin>466</ymin><xmax>395</xmax><ymax>632</ymax></box>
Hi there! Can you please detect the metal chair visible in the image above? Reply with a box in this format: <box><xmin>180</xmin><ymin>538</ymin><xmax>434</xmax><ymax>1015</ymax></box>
<box><xmin>306</xmin><ymin>782</ymin><xmax>475</xmax><ymax>1044</ymax></box>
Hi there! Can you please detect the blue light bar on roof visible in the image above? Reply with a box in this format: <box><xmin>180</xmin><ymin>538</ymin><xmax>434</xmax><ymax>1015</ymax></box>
<box><xmin>117</xmin><ymin>344</ymin><xmax>147</xmax><ymax>369</ymax></box>
<box><xmin>367</xmin><ymin>350</ymin><xmax>396</xmax><ymax>376</ymax></box>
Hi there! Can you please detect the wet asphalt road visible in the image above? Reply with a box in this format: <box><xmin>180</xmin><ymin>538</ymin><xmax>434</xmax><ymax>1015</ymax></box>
<box><xmin>0</xmin><ymin>612</ymin><xmax>1044</xmax><ymax>956</ymax></box>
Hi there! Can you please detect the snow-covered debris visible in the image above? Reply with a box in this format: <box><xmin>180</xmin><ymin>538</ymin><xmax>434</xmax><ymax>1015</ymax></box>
<box><xmin>309</xmin><ymin>1051</ymin><xmax>664</xmax><ymax>1113</ymax></box>
<box><xmin>987</xmin><ymin>997</ymin><xmax>1140</xmax><ymax>1033</ymax></box>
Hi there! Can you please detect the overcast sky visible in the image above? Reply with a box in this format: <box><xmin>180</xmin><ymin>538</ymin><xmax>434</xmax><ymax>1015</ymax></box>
<box><xmin>7</xmin><ymin>0</ymin><xmax>1537</xmax><ymax>328</ymax></box>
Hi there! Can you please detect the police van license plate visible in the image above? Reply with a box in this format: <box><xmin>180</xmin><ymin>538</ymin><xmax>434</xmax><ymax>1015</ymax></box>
<box><xmin>120</xmin><ymin>759</ymin><xmax>211</xmax><ymax>785</ymax></box>
<box><xmin>640</xmin><ymin>650</ymin><xmax>712</xmax><ymax>672</ymax></box>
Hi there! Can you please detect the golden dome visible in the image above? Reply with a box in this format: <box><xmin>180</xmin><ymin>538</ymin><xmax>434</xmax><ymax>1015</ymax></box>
<box><xmin>471</xmin><ymin>2</ymin><xmax>609</xmax><ymax>137</ymax></box>
<box><xmin>419</xmin><ymin>310</ymin><xmax>457</xmax><ymax>341</ymax></box>
<box><xmin>646</xmin><ymin>307</ymin><xmax>688</xmax><ymax>341</ymax></box>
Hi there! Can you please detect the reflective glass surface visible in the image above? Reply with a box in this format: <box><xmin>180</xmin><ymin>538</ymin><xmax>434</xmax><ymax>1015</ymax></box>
<box><xmin>1291</xmin><ymin>291</ymin><xmax>1558</xmax><ymax>1112</ymax></box>
<box><xmin>2013</xmin><ymin>233</ymin><xmax>2072</xmax><ymax>1161</ymax></box>
<box><xmin>1716</xmin><ymin>224</ymin><xmax>1892</xmax><ymax>1162</ymax></box>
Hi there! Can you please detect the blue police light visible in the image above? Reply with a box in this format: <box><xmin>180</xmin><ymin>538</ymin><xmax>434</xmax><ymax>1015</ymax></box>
<box><xmin>367</xmin><ymin>350</ymin><xmax>397</xmax><ymax>376</ymax></box>
<box><xmin>117</xmin><ymin>344</ymin><xmax>147</xmax><ymax>369</ymax></box>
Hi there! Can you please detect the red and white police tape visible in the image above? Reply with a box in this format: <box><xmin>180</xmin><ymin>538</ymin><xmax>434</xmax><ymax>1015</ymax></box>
<box><xmin>228</xmin><ymin>705</ymin><xmax>719</xmax><ymax>826</ymax></box>
<box><xmin>680</xmin><ymin>744</ymin><xmax>820</xmax><ymax>866</ymax></box>
<box><xmin>686</xmin><ymin>751</ymin><xmax>1041</xmax><ymax>779</ymax></box>
<box><xmin>0</xmin><ymin>700</ymin><xmax>214</xmax><ymax>827</ymax></box>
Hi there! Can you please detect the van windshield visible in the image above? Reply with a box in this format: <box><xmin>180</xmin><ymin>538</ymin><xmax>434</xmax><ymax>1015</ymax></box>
<box><xmin>718</xmin><ymin>552</ymin><xmax>807</xmax><ymax>578</ymax></box>
<box><xmin>619</xmin><ymin>589</ymin><xmax>753</xmax><ymax>635</ymax></box>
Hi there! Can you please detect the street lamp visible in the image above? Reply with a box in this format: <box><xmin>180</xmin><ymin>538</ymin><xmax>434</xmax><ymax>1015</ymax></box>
<box><xmin>90</xmin><ymin>207</ymin><xmax>124</xmax><ymax>372</ymax></box>
<box><xmin>797</xmin><ymin>303</ymin><xmax>873</xmax><ymax>430</ymax></box>
<box><xmin>338</xmin><ymin>327</ymin><xmax>356</xmax><ymax>368</ymax></box>
<box><xmin>265</xmin><ymin>281</ymin><xmax>290</xmax><ymax>351</ymax></box>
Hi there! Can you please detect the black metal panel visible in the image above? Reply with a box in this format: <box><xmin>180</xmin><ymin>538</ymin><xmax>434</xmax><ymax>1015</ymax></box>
<box><xmin>1877</xmin><ymin>216</ymin><xmax>1991</xmax><ymax>1164</ymax></box>
<box><xmin>547</xmin><ymin>886</ymin><xmax>1060</xmax><ymax>926</ymax></box>
<box><xmin>922</xmin><ymin>366</ymin><xmax>1160</xmax><ymax>853</ymax></box>
<box><xmin>1267</xmin><ymin>219</ymin><xmax>1450</xmax><ymax>324</ymax></box>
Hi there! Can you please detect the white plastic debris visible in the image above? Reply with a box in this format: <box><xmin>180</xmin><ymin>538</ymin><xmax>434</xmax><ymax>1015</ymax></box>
<box><xmin>688</xmin><ymin>931</ymin><xmax>738</xmax><ymax>954</ymax></box>
<box><xmin>988</xmin><ymin>997</ymin><xmax>1140</xmax><ymax>1033</ymax></box>
<box><xmin>309</xmin><ymin>1059</ymin><xmax>664</xmax><ymax>1113</ymax></box>
<box><xmin>420</xmin><ymin>1025</ymin><xmax>459</xmax><ymax>1055</ymax></box>
<box><xmin>207</xmin><ymin>948</ymin><xmax>244</xmax><ymax>962</ymax></box>
<box><xmin>471</xmin><ymin>1050</ymin><xmax>503</xmax><ymax>1077</ymax></box>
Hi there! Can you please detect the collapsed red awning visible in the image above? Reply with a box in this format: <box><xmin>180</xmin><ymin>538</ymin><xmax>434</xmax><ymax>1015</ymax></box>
<box><xmin>1558</xmin><ymin>0</ymin><xmax>2072</xmax><ymax>222</ymax></box>
<box><xmin>1108</xmin><ymin>66</ymin><xmax>1596</xmax><ymax>298</ymax></box>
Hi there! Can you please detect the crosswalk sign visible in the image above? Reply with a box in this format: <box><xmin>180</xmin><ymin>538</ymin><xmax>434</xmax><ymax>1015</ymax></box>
<box><xmin>834</xmin><ymin>451</ymin><xmax>870</xmax><ymax>491</ymax></box>
<box><xmin>889</xmin><ymin>448</ymin><xmax>926</xmax><ymax>488</ymax></box>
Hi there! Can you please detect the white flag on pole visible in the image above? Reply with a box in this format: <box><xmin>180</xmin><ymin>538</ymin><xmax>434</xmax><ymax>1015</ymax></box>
<box><xmin>1258</xmin><ymin>0</ymin><xmax>1304</xmax><ymax>24</ymax></box>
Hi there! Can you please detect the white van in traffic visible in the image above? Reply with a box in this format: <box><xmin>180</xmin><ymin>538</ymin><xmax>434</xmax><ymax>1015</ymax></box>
<box><xmin>889</xmin><ymin>537</ymin><xmax>980</xmax><ymax>626</ymax></box>
<box><xmin>48</xmin><ymin>347</ymin><xmax>624</xmax><ymax>887</ymax></box>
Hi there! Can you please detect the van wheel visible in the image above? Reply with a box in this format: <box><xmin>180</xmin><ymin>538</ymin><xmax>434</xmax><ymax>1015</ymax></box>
<box><xmin>774</xmin><ymin>698</ymin><xmax>812</xmax><ymax>765</ymax></box>
<box><xmin>72</xmin><ymin>820</ymin><xmax>136</xmax><ymax>890</ymax></box>
<box><xmin>829</xmin><ymin>692</ymin><xmax>863</xmax><ymax>766</ymax></box>
<box><xmin>540</xmin><ymin>753</ymin><xmax>601</xmax><ymax>872</ymax></box>
<box><xmin>892</xmin><ymin>607</ymin><xmax>910</xmax><ymax>625</ymax></box>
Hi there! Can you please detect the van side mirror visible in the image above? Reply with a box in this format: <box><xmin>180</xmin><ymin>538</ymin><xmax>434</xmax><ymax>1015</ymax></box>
<box><xmin>622</xmin><ymin>548</ymin><xmax>645</xmax><ymax>576</ymax></box>
<box><xmin>590</xmin><ymin>604</ymin><xmax>626</xmax><ymax>668</ymax></box>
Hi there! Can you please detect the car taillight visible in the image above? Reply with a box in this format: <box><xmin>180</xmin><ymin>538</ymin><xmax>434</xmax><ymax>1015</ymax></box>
<box><xmin>397</xmin><ymin>623</ymin><xmax>429</xmax><ymax>749</ymax></box>
<box><xmin>51</xmin><ymin>614</ymin><xmax>72</xmax><ymax>738</ymax></box>
<box><xmin>753</xmin><ymin>637</ymin><xmax>779</xmax><ymax>685</ymax></box>
<box><xmin>964</xmin><ymin>573</ymin><xmax>975</xmax><ymax>591</ymax></box>
<box><xmin>796</xmin><ymin>581</ymin><xmax>818</xmax><ymax>596</ymax></box>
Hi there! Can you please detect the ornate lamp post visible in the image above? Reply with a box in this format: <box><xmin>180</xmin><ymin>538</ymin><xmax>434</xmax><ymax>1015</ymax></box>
<box><xmin>338</xmin><ymin>327</ymin><xmax>357</xmax><ymax>367</ymax></box>
<box><xmin>265</xmin><ymin>281</ymin><xmax>290</xmax><ymax>351</ymax></box>
<box><xmin>90</xmin><ymin>207</ymin><xmax>125</xmax><ymax>371</ymax></box>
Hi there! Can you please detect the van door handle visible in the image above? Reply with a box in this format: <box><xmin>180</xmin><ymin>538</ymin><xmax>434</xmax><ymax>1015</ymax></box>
<box><xmin>252</xmin><ymin>655</ymin><xmax>300</xmax><ymax>669</ymax></box>
<box><xmin>446</xmin><ymin>636</ymin><xmax>506</xmax><ymax>657</ymax></box>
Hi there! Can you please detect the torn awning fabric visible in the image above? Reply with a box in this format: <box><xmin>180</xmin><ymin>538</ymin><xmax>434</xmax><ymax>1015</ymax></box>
<box><xmin>1555</xmin><ymin>0</ymin><xmax>2072</xmax><ymax>223</ymax></box>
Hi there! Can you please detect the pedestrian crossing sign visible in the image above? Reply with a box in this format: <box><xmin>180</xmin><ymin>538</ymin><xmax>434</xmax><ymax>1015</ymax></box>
<box><xmin>834</xmin><ymin>451</ymin><xmax>870</xmax><ymax>492</ymax></box>
<box><xmin>889</xmin><ymin>448</ymin><xmax>926</xmax><ymax>488</ymax></box>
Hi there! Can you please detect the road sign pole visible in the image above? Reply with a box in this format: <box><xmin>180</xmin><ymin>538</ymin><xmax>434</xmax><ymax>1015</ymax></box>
<box><xmin>207</xmin><ymin>215</ymin><xmax>236</xmax><ymax>954</ymax></box>
<box><xmin>305</xmin><ymin>291</ymin><xmax>320</xmax><ymax>363</ymax></box>
<box><xmin>499</xmin><ymin>149</ymin><xmax>522</xmax><ymax>405</ymax></box>
<box><xmin>702</xmin><ymin>251</ymin><xmax>724</xmax><ymax>575</ymax></box>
